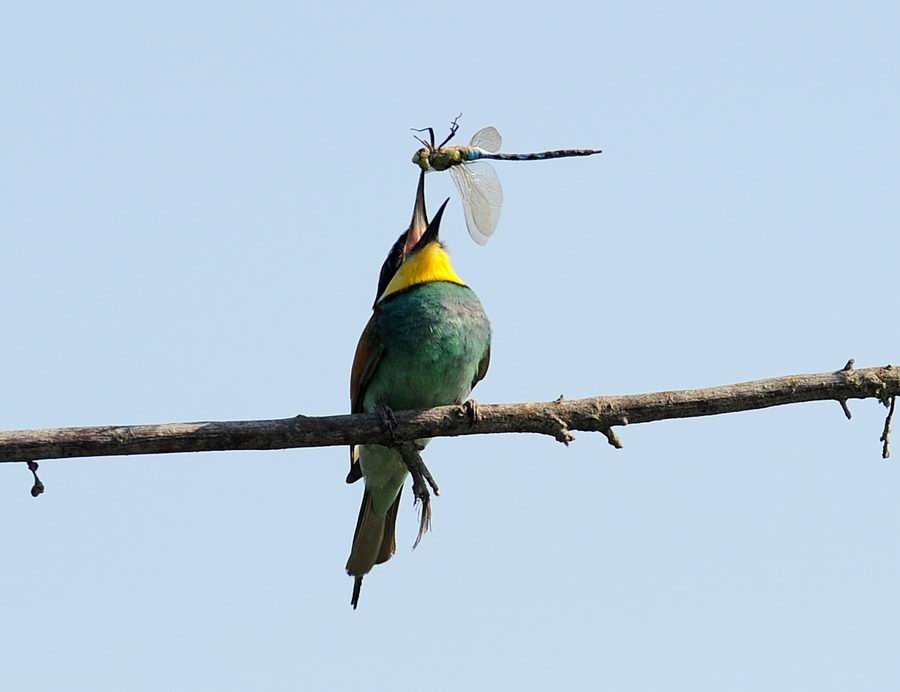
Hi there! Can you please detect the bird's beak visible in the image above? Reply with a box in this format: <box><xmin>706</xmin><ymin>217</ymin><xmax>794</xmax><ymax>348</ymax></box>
<box><xmin>402</xmin><ymin>171</ymin><xmax>429</xmax><ymax>257</ymax></box>
<box><xmin>415</xmin><ymin>197</ymin><xmax>449</xmax><ymax>250</ymax></box>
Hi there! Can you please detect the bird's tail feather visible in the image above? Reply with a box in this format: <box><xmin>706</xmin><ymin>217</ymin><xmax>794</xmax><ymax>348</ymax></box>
<box><xmin>376</xmin><ymin>487</ymin><xmax>400</xmax><ymax>565</ymax></box>
<box><xmin>346</xmin><ymin>487</ymin><xmax>402</xmax><ymax>609</ymax></box>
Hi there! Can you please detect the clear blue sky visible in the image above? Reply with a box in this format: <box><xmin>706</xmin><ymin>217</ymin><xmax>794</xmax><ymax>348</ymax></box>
<box><xmin>2</xmin><ymin>2</ymin><xmax>899</xmax><ymax>690</ymax></box>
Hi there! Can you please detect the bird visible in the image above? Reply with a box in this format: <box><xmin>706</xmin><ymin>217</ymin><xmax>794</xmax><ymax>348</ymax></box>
<box><xmin>345</xmin><ymin>173</ymin><xmax>492</xmax><ymax>609</ymax></box>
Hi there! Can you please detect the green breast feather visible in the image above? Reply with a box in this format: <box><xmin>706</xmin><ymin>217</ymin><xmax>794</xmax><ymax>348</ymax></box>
<box><xmin>363</xmin><ymin>281</ymin><xmax>491</xmax><ymax>414</ymax></box>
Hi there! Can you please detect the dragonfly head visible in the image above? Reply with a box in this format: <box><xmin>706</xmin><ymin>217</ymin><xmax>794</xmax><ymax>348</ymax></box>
<box><xmin>412</xmin><ymin>147</ymin><xmax>432</xmax><ymax>172</ymax></box>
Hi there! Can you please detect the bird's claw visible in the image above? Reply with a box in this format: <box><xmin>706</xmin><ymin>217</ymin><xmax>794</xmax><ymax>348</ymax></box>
<box><xmin>410</xmin><ymin>476</ymin><xmax>432</xmax><ymax>549</ymax></box>
<box><xmin>396</xmin><ymin>442</ymin><xmax>440</xmax><ymax>548</ymax></box>
<box><xmin>459</xmin><ymin>399</ymin><xmax>479</xmax><ymax>425</ymax></box>
<box><xmin>377</xmin><ymin>404</ymin><xmax>398</xmax><ymax>441</ymax></box>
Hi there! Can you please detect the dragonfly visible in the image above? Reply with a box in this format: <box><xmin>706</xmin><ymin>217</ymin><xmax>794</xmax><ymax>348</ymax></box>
<box><xmin>412</xmin><ymin>115</ymin><xmax>602</xmax><ymax>244</ymax></box>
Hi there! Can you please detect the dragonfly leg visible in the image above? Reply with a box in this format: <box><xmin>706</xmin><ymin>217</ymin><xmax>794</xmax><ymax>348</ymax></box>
<box><xmin>410</xmin><ymin>126</ymin><xmax>436</xmax><ymax>149</ymax></box>
<box><xmin>437</xmin><ymin>112</ymin><xmax>463</xmax><ymax>148</ymax></box>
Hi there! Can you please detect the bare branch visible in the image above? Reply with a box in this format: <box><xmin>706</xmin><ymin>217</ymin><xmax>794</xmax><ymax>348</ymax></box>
<box><xmin>0</xmin><ymin>364</ymin><xmax>897</xmax><ymax>465</ymax></box>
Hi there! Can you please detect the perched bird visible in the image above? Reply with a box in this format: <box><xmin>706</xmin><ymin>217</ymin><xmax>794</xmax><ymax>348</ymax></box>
<box><xmin>345</xmin><ymin>174</ymin><xmax>492</xmax><ymax>609</ymax></box>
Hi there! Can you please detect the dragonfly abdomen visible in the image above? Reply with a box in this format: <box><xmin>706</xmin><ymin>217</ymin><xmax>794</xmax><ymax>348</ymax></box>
<box><xmin>479</xmin><ymin>148</ymin><xmax>601</xmax><ymax>162</ymax></box>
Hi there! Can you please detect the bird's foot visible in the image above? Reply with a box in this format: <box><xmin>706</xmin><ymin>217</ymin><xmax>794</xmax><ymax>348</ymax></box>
<box><xmin>397</xmin><ymin>442</ymin><xmax>440</xmax><ymax>548</ymax></box>
<box><xmin>459</xmin><ymin>399</ymin><xmax>479</xmax><ymax>425</ymax></box>
<box><xmin>377</xmin><ymin>404</ymin><xmax>398</xmax><ymax>441</ymax></box>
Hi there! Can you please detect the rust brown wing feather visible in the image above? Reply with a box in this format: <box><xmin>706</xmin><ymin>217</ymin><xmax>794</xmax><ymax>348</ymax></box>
<box><xmin>346</xmin><ymin>313</ymin><xmax>384</xmax><ymax>484</ymax></box>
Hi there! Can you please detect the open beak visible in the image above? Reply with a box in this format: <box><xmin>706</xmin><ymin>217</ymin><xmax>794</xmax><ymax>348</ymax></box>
<box><xmin>414</xmin><ymin>197</ymin><xmax>450</xmax><ymax>251</ymax></box>
<box><xmin>402</xmin><ymin>171</ymin><xmax>429</xmax><ymax>257</ymax></box>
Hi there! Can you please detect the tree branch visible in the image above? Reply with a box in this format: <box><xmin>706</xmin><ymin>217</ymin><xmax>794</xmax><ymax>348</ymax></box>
<box><xmin>1</xmin><ymin>364</ymin><xmax>897</xmax><ymax>465</ymax></box>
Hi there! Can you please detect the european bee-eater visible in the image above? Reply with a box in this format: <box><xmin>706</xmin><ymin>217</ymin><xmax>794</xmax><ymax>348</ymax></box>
<box><xmin>345</xmin><ymin>174</ymin><xmax>491</xmax><ymax>608</ymax></box>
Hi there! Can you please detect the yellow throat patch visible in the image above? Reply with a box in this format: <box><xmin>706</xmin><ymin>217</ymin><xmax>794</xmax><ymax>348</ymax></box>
<box><xmin>379</xmin><ymin>241</ymin><xmax>466</xmax><ymax>301</ymax></box>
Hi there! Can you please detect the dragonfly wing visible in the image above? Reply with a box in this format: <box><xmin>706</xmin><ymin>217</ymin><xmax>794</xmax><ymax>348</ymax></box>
<box><xmin>449</xmin><ymin>161</ymin><xmax>503</xmax><ymax>245</ymax></box>
<box><xmin>469</xmin><ymin>126</ymin><xmax>502</xmax><ymax>153</ymax></box>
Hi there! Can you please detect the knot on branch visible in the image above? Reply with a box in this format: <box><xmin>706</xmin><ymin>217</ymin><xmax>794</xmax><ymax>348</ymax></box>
<box><xmin>548</xmin><ymin>414</ymin><xmax>575</xmax><ymax>446</ymax></box>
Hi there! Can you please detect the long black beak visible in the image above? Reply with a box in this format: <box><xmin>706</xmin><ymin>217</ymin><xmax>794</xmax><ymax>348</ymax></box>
<box><xmin>402</xmin><ymin>171</ymin><xmax>429</xmax><ymax>257</ymax></box>
<box><xmin>414</xmin><ymin>197</ymin><xmax>450</xmax><ymax>251</ymax></box>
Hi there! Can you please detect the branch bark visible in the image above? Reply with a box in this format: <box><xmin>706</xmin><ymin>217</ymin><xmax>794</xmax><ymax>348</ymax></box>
<box><xmin>1</xmin><ymin>364</ymin><xmax>896</xmax><ymax>465</ymax></box>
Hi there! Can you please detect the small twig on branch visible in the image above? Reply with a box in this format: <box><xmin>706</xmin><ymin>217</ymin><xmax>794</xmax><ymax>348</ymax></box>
<box><xmin>838</xmin><ymin>358</ymin><xmax>856</xmax><ymax>420</ymax></box>
<box><xmin>26</xmin><ymin>461</ymin><xmax>44</xmax><ymax>497</ymax></box>
<box><xmin>0</xmin><ymin>364</ymin><xmax>898</xmax><ymax>465</ymax></box>
<box><xmin>839</xmin><ymin>400</ymin><xmax>853</xmax><ymax>420</ymax></box>
<box><xmin>601</xmin><ymin>428</ymin><xmax>624</xmax><ymax>449</ymax></box>
<box><xmin>882</xmin><ymin>396</ymin><xmax>896</xmax><ymax>460</ymax></box>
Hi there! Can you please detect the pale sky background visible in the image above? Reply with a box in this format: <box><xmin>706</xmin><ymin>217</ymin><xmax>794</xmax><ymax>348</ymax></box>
<box><xmin>2</xmin><ymin>2</ymin><xmax>899</xmax><ymax>690</ymax></box>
